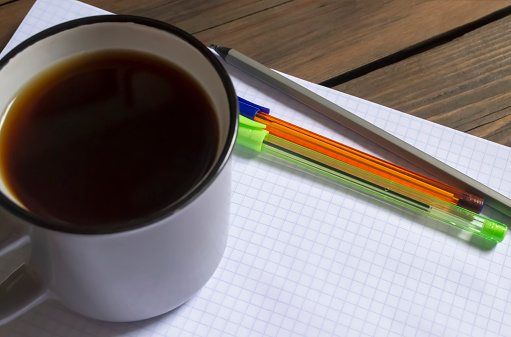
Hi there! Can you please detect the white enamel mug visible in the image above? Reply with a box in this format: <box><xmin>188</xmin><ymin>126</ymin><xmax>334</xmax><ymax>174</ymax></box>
<box><xmin>0</xmin><ymin>16</ymin><xmax>238</xmax><ymax>323</ymax></box>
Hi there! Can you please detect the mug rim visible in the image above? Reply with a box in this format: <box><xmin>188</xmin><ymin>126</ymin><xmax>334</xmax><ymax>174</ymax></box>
<box><xmin>0</xmin><ymin>15</ymin><xmax>239</xmax><ymax>235</ymax></box>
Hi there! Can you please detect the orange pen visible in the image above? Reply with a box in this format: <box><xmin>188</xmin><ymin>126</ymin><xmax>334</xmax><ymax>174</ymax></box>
<box><xmin>238</xmin><ymin>97</ymin><xmax>484</xmax><ymax>213</ymax></box>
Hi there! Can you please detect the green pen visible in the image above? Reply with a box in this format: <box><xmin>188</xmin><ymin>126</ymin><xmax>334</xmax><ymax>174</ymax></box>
<box><xmin>237</xmin><ymin>115</ymin><xmax>507</xmax><ymax>242</ymax></box>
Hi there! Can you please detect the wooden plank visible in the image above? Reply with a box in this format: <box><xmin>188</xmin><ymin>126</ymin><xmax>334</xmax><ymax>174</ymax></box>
<box><xmin>81</xmin><ymin>0</ymin><xmax>290</xmax><ymax>34</ymax></box>
<box><xmin>0</xmin><ymin>0</ymin><xmax>289</xmax><ymax>53</ymax></box>
<box><xmin>1</xmin><ymin>0</ymin><xmax>510</xmax><ymax>84</ymax></box>
<box><xmin>333</xmin><ymin>14</ymin><xmax>511</xmax><ymax>147</ymax></box>
<box><xmin>194</xmin><ymin>0</ymin><xmax>511</xmax><ymax>83</ymax></box>
<box><xmin>0</xmin><ymin>0</ymin><xmax>31</xmax><ymax>49</ymax></box>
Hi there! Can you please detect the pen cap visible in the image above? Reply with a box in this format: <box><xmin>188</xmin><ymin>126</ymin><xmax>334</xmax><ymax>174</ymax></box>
<box><xmin>482</xmin><ymin>219</ymin><xmax>507</xmax><ymax>242</ymax></box>
<box><xmin>236</xmin><ymin>116</ymin><xmax>268</xmax><ymax>152</ymax></box>
<box><xmin>238</xmin><ymin>97</ymin><xmax>270</xmax><ymax>119</ymax></box>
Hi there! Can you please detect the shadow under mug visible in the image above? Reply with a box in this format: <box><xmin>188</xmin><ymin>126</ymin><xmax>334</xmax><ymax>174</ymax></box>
<box><xmin>0</xmin><ymin>15</ymin><xmax>238</xmax><ymax>323</ymax></box>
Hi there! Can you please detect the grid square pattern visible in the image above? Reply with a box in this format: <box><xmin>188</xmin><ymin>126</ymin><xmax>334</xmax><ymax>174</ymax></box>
<box><xmin>1</xmin><ymin>0</ymin><xmax>511</xmax><ymax>336</ymax></box>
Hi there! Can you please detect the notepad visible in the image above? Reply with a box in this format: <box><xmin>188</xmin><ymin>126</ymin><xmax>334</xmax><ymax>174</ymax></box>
<box><xmin>1</xmin><ymin>0</ymin><xmax>511</xmax><ymax>336</ymax></box>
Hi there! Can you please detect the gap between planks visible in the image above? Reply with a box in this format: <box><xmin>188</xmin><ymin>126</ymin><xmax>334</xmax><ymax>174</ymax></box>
<box><xmin>319</xmin><ymin>5</ymin><xmax>511</xmax><ymax>88</ymax></box>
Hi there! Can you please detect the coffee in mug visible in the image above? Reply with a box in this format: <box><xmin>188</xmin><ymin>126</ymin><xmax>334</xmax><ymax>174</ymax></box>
<box><xmin>0</xmin><ymin>49</ymin><xmax>219</xmax><ymax>227</ymax></box>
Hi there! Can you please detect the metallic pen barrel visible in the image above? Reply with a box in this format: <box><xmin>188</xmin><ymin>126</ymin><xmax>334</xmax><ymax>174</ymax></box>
<box><xmin>262</xmin><ymin>135</ymin><xmax>506</xmax><ymax>242</ymax></box>
<box><xmin>255</xmin><ymin>112</ymin><xmax>484</xmax><ymax>213</ymax></box>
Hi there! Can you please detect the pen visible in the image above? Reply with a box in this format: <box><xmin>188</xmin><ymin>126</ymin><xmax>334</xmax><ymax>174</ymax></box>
<box><xmin>212</xmin><ymin>44</ymin><xmax>511</xmax><ymax>217</ymax></box>
<box><xmin>237</xmin><ymin>116</ymin><xmax>507</xmax><ymax>242</ymax></box>
<box><xmin>238</xmin><ymin>97</ymin><xmax>484</xmax><ymax>214</ymax></box>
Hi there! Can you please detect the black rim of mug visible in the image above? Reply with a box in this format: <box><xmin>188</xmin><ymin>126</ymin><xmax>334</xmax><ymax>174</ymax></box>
<box><xmin>0</xmin><ymin>15</ymin><xmax>239</xmax><ymax>234</ymax></box>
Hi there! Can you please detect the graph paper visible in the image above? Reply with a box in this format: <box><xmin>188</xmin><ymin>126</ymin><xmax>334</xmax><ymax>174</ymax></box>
<box><xmin>1</xmin><ymin>0</ymin><xmax>511</xmax><ymax>336</ymax></box>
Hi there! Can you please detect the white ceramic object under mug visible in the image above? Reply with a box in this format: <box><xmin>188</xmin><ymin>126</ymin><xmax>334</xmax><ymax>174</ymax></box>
<box><xmin>0</xmin><ymin>16</ymin><xmax>238</xmax><ymax>323</ymax></box>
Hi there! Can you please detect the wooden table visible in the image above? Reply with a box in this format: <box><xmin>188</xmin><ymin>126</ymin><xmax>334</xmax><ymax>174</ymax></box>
<box><xmin>2</xmin><ymin>0</ymin><xmax>511</xmax><ymax>147</ymax></box>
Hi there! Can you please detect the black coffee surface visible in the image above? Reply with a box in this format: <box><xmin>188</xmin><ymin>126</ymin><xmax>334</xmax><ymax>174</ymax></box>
<box><xmin>0</xmin><ymin>50</ymin><xmax>218</xmax><ymax>227</ymax></box>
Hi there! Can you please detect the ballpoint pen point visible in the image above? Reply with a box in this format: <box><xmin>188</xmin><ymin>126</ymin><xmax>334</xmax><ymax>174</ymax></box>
<box><xmin>210</xmin><ymin>44</ymin><xmax>229</xmax><ymax>58</ymax></box>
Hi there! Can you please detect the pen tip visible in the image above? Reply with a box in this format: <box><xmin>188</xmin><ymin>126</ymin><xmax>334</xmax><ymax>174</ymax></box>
<box><xmin>209</xmin><ymin>44</ymin><xmax>230</xmax><ymax>59</ymax></box>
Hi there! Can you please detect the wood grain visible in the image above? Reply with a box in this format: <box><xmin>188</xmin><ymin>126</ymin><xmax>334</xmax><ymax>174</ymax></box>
<box><xmin>78</xmin><ymin>0</ymin><xmax>291</xmax><ymax>34</ymax></box>
<box><xmin>0</xmin><ymin>0</ymin><xmax>30</xmax><ymax>49</ymax></box>
<box><xmin>194</xmin><ymin>0</ymin><xmax>511</xmax><ymax>83</ymax></box>
<box><xmin>334</xmin><ymin>15</ymin><xmax>511</xmax><ymax>147</ymax></box>
<box><xmin>0</xmin><ymin>0</ymin><xmax>290</xmax><ymax>53</ymax></box>
<box><xmin>1</xmin><ymin>0</ymin><xmax>510</xmax><ymax>84</ymax></box>
<box><xmin>0</xmin><ymin>0</ymin><xmax>31</xmax><ymax>50</ymax></box>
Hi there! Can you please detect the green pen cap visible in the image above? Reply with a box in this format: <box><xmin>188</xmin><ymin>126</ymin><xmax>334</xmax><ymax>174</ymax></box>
<box><xmin>482</xmin><ymin>219</ymin><xmax>507</xmax><ymax>242</ymax></box>
<box><xmin>236</xmin><ymin>115</ymin><xmax>269</xmax><ymax>152</ymax></box>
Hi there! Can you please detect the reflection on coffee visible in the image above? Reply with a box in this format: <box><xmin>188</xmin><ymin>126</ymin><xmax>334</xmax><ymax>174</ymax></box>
<box><xmin>0</xmin><ymin>50</ymin><xmax>219</xmax><ymax>227</ymax></box>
